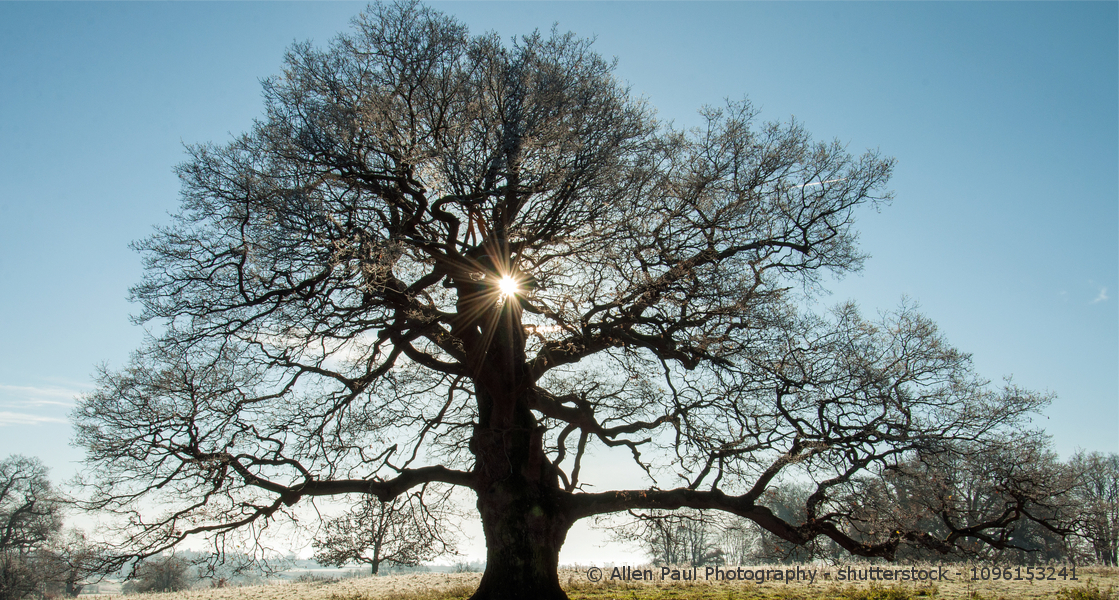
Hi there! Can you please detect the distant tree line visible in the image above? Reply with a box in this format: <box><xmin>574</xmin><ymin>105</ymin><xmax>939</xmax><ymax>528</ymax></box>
<box><xmin>614</xmin><ymin>449</ymin><xmax>1119</xmax><ymax>567</ymax></box>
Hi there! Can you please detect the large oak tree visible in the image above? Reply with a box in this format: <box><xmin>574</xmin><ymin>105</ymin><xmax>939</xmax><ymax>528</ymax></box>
<box><xmin>74</xmin><ymin>3</ymin><xmax>1058</xmax><ymax>598</ymax></box>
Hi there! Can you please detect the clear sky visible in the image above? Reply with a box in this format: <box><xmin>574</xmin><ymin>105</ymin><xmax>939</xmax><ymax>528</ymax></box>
<box><xmin>0</xmin><ymin>1</ymin><xmax>1115</xmax><ymax>564</ymax></box>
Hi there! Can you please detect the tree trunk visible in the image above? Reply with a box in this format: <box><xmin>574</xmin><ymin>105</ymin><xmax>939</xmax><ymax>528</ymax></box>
<box><xmin>469</xmin><ymin>389</ymin><xmax>572</xmax><ymax>600</ymax></box>
<box><xmin>459</xmin><ymin>274</ymin><xmax>572</xmax><ymax>599</ymax></box>
<box><xmin>371</xmin><ymin>533</ymin><xmax>382</xmax><ymax>575</ymax></box>
<box><xmin>471</xmin><ymin>480</ymin><xmax>571</xmax><ymax>600</ymax></box>
<box><xmin>468</xmin><ymin>366</ymin><xmax>571</xmax><ymax>598</ymax></box>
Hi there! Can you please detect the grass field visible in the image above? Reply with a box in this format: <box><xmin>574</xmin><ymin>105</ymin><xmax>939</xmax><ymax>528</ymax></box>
<box><xmin>85</xmin><ymin>565</ymin><xmax>1119</xmax><ymax>600</ymax></box>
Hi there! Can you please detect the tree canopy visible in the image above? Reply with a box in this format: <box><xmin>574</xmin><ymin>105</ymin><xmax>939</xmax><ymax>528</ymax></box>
<box><xmin>73</xmin><ymin>3</ymin><xmax>1060</xmax><ymax>598</ymax></box>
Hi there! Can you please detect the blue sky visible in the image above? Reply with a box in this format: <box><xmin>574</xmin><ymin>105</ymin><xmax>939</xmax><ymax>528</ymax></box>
<box><xmin>0</xmin><ymin>1</ymin><xmax>1116</xmax><ymax>561</ymax></box>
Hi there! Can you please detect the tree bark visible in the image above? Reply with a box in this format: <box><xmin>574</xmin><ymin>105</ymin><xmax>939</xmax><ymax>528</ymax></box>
<box><xmin>471</xmin><ymin>481</ymin><xmax>571</xmax><ymax>600</ymax></box>
<box><xmin>467</xmin><ymin>346</ymin><xmax>572</xmax><ymax>597</ymax></box>
<box><xmin>469</xmin><ymin>377</ymin><xmax>573</xmax><ymax>600</ymax></box>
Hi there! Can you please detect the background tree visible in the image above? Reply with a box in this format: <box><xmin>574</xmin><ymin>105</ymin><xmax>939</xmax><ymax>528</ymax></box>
<box><xmin>624</xmin><ymin>439</ymin><xmax>1080</xmax><ymax>567</ymax></box>
<box><xmin>0</xmin><ymin>457</ymin><xmax>104</xmax><ymax>600</ymax></box>
<box><xmin>1069</xmin><ymin>452</ymin><xmax>1119</xmax><ymax>566</ymax></box>
<box><xmin>717</xmin><ymin>482</ymin><xmax>845</xmax><ymax>564</ymax></box>
<box><xmin>37</xmin><ymin>529</ymin><xmax>105</xmax><ymax>598</ymax></box>
<box><xmin>312</xmin><ymin>486</ymin><xmax>456</xmax><ymax>574</ymax></box>
<box><xmin>73</xmin><ymin>3</ymin><xmax>1062</xmax><ymax>598</ymax></box>
<box><xmin>0</xmin><ymin>455</ymin><xmax>62</xmax><ymax>600</ymax></box>
<box><xmin>0</xmin><ymin>554</ymin><xmax>35</xmax><ymax>600</ymax></box>
<box><xmin>122</xmin><ymin>556</ymin><xmax>193</xmax><ymax>594</ymax></box>
<box><xmin>609</xmin><ymin>509</ymin><xmax>722</xmax><ymax>567</ymax></box>
<box><xmin>843</xmin><ymin>434</ymin><xmax>1074</xmax><ymax>564</ymax></box>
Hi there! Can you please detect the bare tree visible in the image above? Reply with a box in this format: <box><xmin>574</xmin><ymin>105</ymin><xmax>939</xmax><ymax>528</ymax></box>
<box><xmin>609</xmin><ymin>509</ymin><xmax>722</xmax><ymax>567</ymax></box>
<box><xmin>0</xmin><ymin>456</ymin><xmax>62</xmax><ymax>600</ymax></box>
<box><xmin>0</xmin><ymin>457</ymin><xmax>60</xmax><ymax>557</ymax></box>
<box><xmin>840</xmin><ymin>433</ymin><xmax>1075</xmax><ymax>563</ymax></box>
<box><xmin>312</xmin><ymin>486</ymin><xmax>456</xmax><ymax>574</ymax></box>
<box><xmin>38</xmin><ymin>529</ymin><xmax>106</xmax><ymax>598</ymax></box>
<box><xmin>0</xmin><ymin>554</ymin><xmax>35</xmax><ymax>600</ymax></box>
<box><xmin>0</xmin><ymin>458</ymin><xmax>105</xmax><ymax>600</ymax></box>
<box><xmin>1069</xmin><ymin>452</ymin><xmax>1119</xmax><ymax>565</ymax></box>
<box><xmin>72</xmin><ymin>3</ymin><xmax>1061</xmax><ymax>598</ymax></box>
<box><xmin>122</xmin><ymin>556</ymin><xmax>193</xmax><ymax>594</ymax></box>
<box><xmin>716</xmin><ymin>482</ymin><xmax>846</xmax><ymax>564</ymax></box>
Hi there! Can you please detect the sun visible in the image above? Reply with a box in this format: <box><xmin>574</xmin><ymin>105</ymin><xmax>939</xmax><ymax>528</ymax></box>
<box><xmin>498</xmin><ymin>275</ymin><xmax>519</xmax><ymax>298</ymax></box>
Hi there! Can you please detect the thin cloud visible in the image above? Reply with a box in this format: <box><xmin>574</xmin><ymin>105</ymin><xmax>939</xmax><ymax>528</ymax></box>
<box><xmin>0</xmin><ymin>384</ymin><xmax>83</xmax><ymax>425</ymax></box>
<box><xmin>0</xmin><ymin>411</ymin><xmax>69</xmax><ymax>426</ymax></box>
<box><xmin>0</xmin><ymin>384</ymin><xmax>81</xmax><ymax>406</ymax></box>
<box><xmin>1091</xmin><ymin>287</ymin><xmax>1109</xmax><ymax>304</ymax></box>
<box><xmin>0</xmin><ymin>399</ymin><xmax>74</xmax><ymax>408</ymax></box>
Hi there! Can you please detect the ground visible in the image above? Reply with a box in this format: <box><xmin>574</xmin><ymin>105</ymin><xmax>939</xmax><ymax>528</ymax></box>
<box><xmin>79</xmin><ymin>565</ymin><xmax>1118</xmax><ymax>600</ymax></box>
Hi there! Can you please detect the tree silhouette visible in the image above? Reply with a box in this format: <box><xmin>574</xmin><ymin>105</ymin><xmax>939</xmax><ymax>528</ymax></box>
<box><xmin>73</xmin><ymin>3</ymin><xmax>1060</xmax><ymax>598</ymax></box>
<box><xmin>312</xmin><ymin>486</ymin><xmax>456</xmax><ymax>574</ymax></box>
